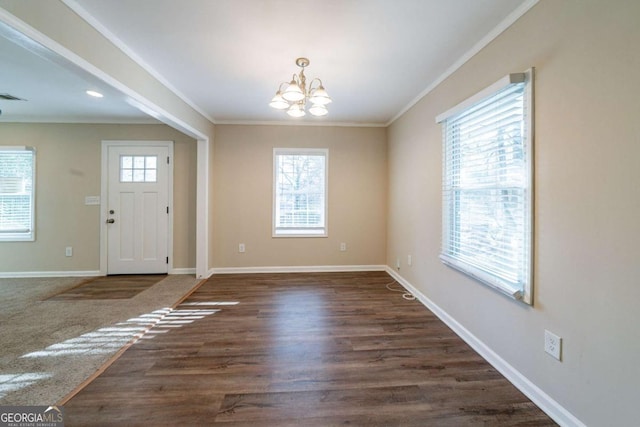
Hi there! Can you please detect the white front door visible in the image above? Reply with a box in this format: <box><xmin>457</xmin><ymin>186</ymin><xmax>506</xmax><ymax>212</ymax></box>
<box><xmin>106</xmin><ymin>143</ymin><xmax>171</xmax><ymax>274</ymax></box>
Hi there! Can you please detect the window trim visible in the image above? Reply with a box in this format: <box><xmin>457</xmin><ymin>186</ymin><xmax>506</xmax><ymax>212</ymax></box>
<box><xmin>272</xmin><ymin>148</ymin><xmax>328</xmax><ymax>238</ymax></box>
<box><xmin>437</xmin><ymin>69</ymin><xmax>534</xmax><ymax>304</ymax></box>
<box><xmin>0</xmin><ymin>146</ymin><xmax>36</xmax><ymax>242</ymax></box>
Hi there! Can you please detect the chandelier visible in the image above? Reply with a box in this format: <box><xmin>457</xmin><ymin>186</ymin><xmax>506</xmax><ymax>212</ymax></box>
<box><xmin>269</xmin><ymin>57</ymin><xmax>332</xmax><ymax>117</ymax></box>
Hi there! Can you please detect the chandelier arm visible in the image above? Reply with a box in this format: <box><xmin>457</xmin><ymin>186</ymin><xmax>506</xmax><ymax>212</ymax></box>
<box><xmin>278</xmin><ymin>82</ymin><xmax>290</xmax><ymax>92</ymax></box>
<box><xmin>308</xmin><ymin>78</ymin><xmax>323</xmax><ymax>92</ymax></box>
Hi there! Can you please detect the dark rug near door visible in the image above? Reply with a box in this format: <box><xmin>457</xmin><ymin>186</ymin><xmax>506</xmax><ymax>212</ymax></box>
<box><xmin>47</xmin><ymin>275</ymin><xmax>167</xmax><ymax>300</ymax></box>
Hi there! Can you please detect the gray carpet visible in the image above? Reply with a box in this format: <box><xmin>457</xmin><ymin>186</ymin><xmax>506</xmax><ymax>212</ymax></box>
<box><xmin>0</xmin><ymin>274</ymin><xmax>201</xmax><ymax>405</ymax></box>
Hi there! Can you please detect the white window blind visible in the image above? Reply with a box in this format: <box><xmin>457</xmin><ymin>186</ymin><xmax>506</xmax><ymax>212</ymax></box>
<box><xmin>273</xmin><ymin>148</ymin><xmax>328</xmax><ymax>237</ymax></box>
<box><xmin>438</xmin><ymin>70</ymin><xmax>533</xmax><ymax>304</ymax></box>
<box><xmin>0</xmin><ymin>147</ymin><xmax>36</xmax><ymax>242</ymax></box>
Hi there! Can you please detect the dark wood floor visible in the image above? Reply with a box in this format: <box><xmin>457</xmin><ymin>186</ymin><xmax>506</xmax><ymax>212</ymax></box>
<box><xmin>63</xmin><ymin>272</ymin><xmax>556</xmax><ymax>426</ymax></box>
<box><xmin>48</xmin><ymin>275</ymin><xmax>166</xmax><ymax>300</ymax></box>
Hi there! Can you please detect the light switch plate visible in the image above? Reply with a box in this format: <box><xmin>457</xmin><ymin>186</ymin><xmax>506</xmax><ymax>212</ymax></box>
<box><xmin>85</xmin><ymin>196</ymin><xmax>100</xmax><ymax>205</ymax></box>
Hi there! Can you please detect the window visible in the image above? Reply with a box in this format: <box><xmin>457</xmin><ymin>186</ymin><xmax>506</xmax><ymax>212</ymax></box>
<box><xmin>437</xmin><ymin>70</ymin><xmax>533</xmax><ymax>304</ymax></box>
<box><xmin>120</xmin><ymin>155</ymin><xmax>158</xmax><ymax>182</ymax></box>
<box><xmin>273</xmin><ymin>148</ymin><xmax>328</xmax><ymax>237</ymax></box>
<box><xmin>0</xmin><ymin>146</ymin><xmax>36</xmax><ymax>241</ymax></box>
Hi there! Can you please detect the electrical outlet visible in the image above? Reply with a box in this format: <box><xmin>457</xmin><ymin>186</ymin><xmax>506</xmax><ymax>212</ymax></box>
<box><xmin>340</xmin><ymin>242</ymin><xmax>347</xmax><ymax>252</ymax></box>
<box><xmin>238</xmin><ymin>243</ymin><xmax>245</xmax><ymax>253</ymax></box>
<box><xmin>407</xmin><ymin>255</ymin><xmax>412</xmax><ymax>266</ymax></box>
<box><xmin>544</xmin><ymin>330</ymin><xmax>562</xmax><ymax>361</ymax></box>
<box><xmin>65</xmin><ymin>247</ymin><xmax>73</xmax><ymax>257</ymax></box>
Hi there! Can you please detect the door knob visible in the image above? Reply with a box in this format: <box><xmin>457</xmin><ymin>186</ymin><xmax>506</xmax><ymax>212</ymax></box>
<box><xmin>106</xmin><ymin>218</ymin><xmax>115</xmax><ymax>224</ymax></box>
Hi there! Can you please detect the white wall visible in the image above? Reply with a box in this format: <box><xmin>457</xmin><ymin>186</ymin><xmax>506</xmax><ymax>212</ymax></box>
<box><xmin>387</xmin><ymin>1</ymin><xmax>640</xmax><ymax>425</ymax></box>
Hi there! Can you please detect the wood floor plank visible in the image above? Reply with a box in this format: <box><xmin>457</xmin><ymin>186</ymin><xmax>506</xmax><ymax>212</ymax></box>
<box><xmin>47</xmin><ymin>275</ymin><xmax>166</xmax><ymax>300</ymax></box>
<box><xmin>63</xmin><ymin>272</ymin><xmax>556</xmax><ymax>426</ymax></box>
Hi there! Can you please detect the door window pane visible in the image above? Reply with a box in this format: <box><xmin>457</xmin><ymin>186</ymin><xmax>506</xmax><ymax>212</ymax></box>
<box><xmin>120</xmin><ymin>155</ymin><xmax>158</xmax><ymax>183</ymax></box>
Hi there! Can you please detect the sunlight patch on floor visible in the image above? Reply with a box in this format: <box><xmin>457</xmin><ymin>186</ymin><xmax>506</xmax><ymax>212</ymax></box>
<box><xmin>0</xmin><ymin>373</ymin><xmax>51</xmax><ymax>399</ymax></box>
<box><xmin>20</xmin><ymin>304</ymin><xmax>231</xmax><ymax>358</ymax></box>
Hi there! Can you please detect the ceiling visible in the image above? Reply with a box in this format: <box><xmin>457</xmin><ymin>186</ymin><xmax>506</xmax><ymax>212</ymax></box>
<box><xmin>0</xmin><ymin>0</ymin><xmax>534</xmax><ymax>126</ymax></box>
<box><xmin>0</xmin><ymin>20</ymin><xmax>156</xmax><ymax>124</ymax></box>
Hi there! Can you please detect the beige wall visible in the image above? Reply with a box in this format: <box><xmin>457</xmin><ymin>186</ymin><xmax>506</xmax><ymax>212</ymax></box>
<box><xmin>1</xmin><ymin>0</ymin><xmax>216</xmax><ymax>277</ymax></box>
<box><xmin>213</xmin><ymin>125</ymin><xmax>386</xmax><ymax>268</ymax></box>
<box><xmin>0</xmin><ymin>123</ymin><xmax>197</xmax><ymax>273</ymax></box>
<box><xmin>387</xmin><ymin>1</ymin><xmax>640</xmax><ymax>425</ymax></box>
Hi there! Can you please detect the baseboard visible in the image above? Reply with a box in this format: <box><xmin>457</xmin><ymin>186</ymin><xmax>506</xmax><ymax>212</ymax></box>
<box><xmin>212</xmin><ymin>264</ymin><xmax>387</xmax><ymax>275</ymax></box>
<box><xmin>0</xmin><ymin>270</ymin><xmax>102</xmax><ymax>278</ymax></box>
<box><xmin>0</xmin><ymin>269</ymin><xmax>198</xmax><ymax>278</ymax></box>
<box><xmin>169</xmin><ymin>268</ymin><xmax>196</xmax><ymax>275</ymax></box>
<box><xmin>385</xmin><ymin>267</ymin><xmax>585</xmax><ymax>427</ymax></box>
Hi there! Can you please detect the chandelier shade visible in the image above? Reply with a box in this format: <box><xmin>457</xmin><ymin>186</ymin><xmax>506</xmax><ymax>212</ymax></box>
<box><xmin>309</xmin><ymin>85</ymin><xmax>332</xmax><ymax>105</ymax></box>
<box><xmin>287</xmin><ymin>103</ymin><xmax>306</xmax><ymax>117</ymax></box>
<box><xmin>270</xmin><ymin>57</ymin><xmax>332</xmax><ymax>117</ymax></box>
<box><xmin>269</xmin><ymin>92</ymin><xmax>289</xmax><ymax>109</ymax></box>
<box><xmin>282</xmin><ymin>81</ymin><xmax>305</xmax><ymax>102</ymax></box>
<box><xmin>308</xmin><ymin>103</ymin><xmax>328</xmax><ymax>116</ymax></box>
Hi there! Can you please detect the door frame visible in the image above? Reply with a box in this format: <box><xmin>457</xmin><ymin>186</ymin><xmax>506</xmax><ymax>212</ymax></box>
<box><xmin>100</xmin><ymin>140</ymin><xmax>174</xmax><ymax>276</ymax></box>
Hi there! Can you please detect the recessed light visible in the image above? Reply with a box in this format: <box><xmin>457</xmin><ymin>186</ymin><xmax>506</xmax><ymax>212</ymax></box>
<box><xmin>86</xmin><ymin>90</ymin><xmax>103</xmax><ymax>98</ymax></box>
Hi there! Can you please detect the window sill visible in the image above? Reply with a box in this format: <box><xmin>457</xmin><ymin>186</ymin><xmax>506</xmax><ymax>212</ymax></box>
<box><xmin>273</xmin><ymin>229</ymin><xmax>327</xmax><ymax>238</ymax></box>
<box><xmin>439</xmin><ymin>254</ymin><xmax>529</xmax><ymax>304</ymax></box>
